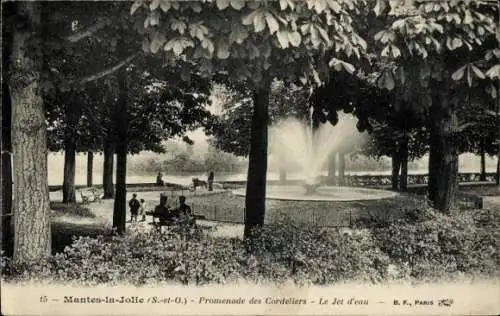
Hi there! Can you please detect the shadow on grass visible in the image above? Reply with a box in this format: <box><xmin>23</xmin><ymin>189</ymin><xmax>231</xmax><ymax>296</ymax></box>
<box><xmin>1</xmin><ymin>220</ymin><xmax>108</xmax><ymax>256</ymax></box>
<box><xmin>50</xmin><ymin>202</ymin><xmax>96</xmax><ymax>218</ymax></box>
<box><xmin>460</xmin><ymin>185</ymin><xmax>500</xmax><ymax>197</ymax></box>
<box><xmin>51</xmin><ymin>221</ymin><xmax>109</xmax><ymax>254</ymax></box>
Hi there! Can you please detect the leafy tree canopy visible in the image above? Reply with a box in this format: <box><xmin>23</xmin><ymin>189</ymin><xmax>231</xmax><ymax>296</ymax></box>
<box><xmin>43</xmin><ymin>2</ymin><xmax>216</xmax><ymax>155</ymax></box>
<box><xmin>131</xmin><ymin>0</ymin><xmax>368</xmax><ymax>88</ymax></box>
<box><xmin>210</xmin><ymin>80</ymin><xmax>310</xmax><ymax>156</ymax></box>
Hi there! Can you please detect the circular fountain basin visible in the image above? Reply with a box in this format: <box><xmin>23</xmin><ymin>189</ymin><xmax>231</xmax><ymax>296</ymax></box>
<box><xmin>232</xmin><ymin>185</ymin><xmax>398</xmax><ymax>201</ymax></box>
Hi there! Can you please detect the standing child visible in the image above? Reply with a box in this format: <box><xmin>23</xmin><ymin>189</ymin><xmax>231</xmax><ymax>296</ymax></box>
<box><xmin>128</xmin><ymin>193</ymin><xmax>140</xmax><ymax>222</ymax></box>
<box><xmin>139</xmin><ymin>199</ymin><xmax>148</xmax><ymax>222</ymax></box>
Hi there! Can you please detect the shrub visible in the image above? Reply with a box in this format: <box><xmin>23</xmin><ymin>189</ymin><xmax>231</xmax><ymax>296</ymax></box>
<box><xmin>371</xmin><ymin>206</ymin><xmax>500</xmax><ymax>280</ymax></box>
<box><xmin>244</xmin><ymin>216</ymin><xmax>391</xmax><ymax>285</ymax></box>
<box><xmin>2</xmin><ymin>226</ymin><xmax>246</xmax><ymax>286</ymax></box>
<box><xmin>2</xmin><ymin>219</ymin><xmax>392</xmax><ymax>286</ymax></box>
<box><xmin>2</xmin><ymin>208</ymin><xmax>497</xmax><ymax>285</ymax></box>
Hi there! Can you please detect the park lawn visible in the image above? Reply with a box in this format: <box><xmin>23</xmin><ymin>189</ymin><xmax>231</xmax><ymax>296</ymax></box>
<box><xmin>50</xmin><ymin>189</ymin><xmax>422</xmax><ymax>229</ymax></box>
<box><xmin>459</xmin><ymin>185</ymin><xmax>500</xmax><ymax>197</ymax></box>
<box><xmin>187</xmin><ymin>191</ymin><xmax>425</xmax><ymax>227</ymax></box>
<box><xmin>49</xmin><ymin>202</ymin><xmax>110</xmax><ymax>254</ymax></box>
<box><xmin>45</xmin><ymin>190</ymin><xmax>423</xmax><ymax>253</ymax></box>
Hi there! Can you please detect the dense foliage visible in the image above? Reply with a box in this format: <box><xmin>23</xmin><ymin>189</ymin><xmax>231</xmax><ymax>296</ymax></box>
<box><xmin>2</xmin><ymin>207</ymin><xmax>498</xmax><ymax>286</ymax></box>
<box><xmin>211</xmin><ymin>80</ymin><xmax>310</xmax><ymax>157</ymax></box>
<box><xmin>354</xmin><ymin>204</ymin><xmax>500</xmax><ymax>280</ymax></box>
<box><xmin>130</xmin><ymin>148</ymin><xmax>247</xmax><ymax>173</ymax></box>
<box><xmin>3</xmin><ymin>0</ymin><xmax>499</xmax><ymax>263</ymax></box>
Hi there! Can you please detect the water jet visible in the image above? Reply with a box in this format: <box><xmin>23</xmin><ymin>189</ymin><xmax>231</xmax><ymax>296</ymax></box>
<box><xmin>233</xmin><ymin>112</ymin><xmax>398</xmax><ymax>202</ymax></box>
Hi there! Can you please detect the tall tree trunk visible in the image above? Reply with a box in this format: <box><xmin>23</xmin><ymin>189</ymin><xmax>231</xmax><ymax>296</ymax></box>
<box><xmin>311</xmin><ymin>107</ymin><xmax>321</xmax><ymax>130</ymax></box>
<box><xmin>391</xmin><ymin>146</ymin><xmax>401</xmax><ymax>190</ymax></box>
<box><xmin>87</xmin><ymin>151</ymin><xmax>93</xmax><ymax>187</ymax></box>
<box><xmin>1</xmin><ymin>152</ymin><xmax>13</xmax><ymax>256</ymax></box>
<box><xmin>62</xmin><ymin>98</ymin><xmax>81</xmax><ymax>203</ymax></box>
<box><xmin>102</xmin><ymin>140</ymin><xmax>114</xmax><ymax>199</ymax></box>
<box><xmin>399</xmin><ymin>136</ymin><xmax>409</xmax><ymax>192</ymax></box>
<box><xmin>62</xmin><ymin>137</ymin><xmax>76</xmax><ymax>203</ymax></box>
<box><xmin>2</xmin><ymin>83</ymin><xmax>13</xmax><ymax>256</ymax></box>
<box><xmin>244</xmin><ymin>78</ymin><xmax>271</xmax><ymax>238</ymax></box>
<box><xmin>497</xmin><ymin>155</ymin><xmax>500</xmax><ymax>186</ymax></box>
<box><xmin>479</xmin><ymin>140</ymin><xmax>486</xmax><ymax>181</ymax></box>
<box><xmin>112</xmin><ymin>69</ymin><xmax>128</xmax><ymax>235</ymax></box>
<box><xmin>497</xmin><ymin>84</ymin><xmax>500</xmax><ymax>186</ymax></box>
<box><xmin>338</xmin><ymin>152</ymin><xmax>346</xmax><ymax>185</ymax></box>
<box><xmin>428</xmin><ymin>91</ymin><xmax>458</xmax><ymax>213</ymax></box>
<box><xmin>328</xmin><ymin>151</ymin><xmax>336</xmax><ymax>185</ymax></box>
<box><xmin>496</xmin><ymin>58</ymin><xmax>500</xmax><ymax>186</ymax></box>
<box><xmin>9</xmin><ymin>2</ymin><xmax>51</xmax><ymax>263</ymax></box>
<box><xmin>2</xmin><ymin>4</ymin><xmax>14</xmax><ymax>257</ymax></box>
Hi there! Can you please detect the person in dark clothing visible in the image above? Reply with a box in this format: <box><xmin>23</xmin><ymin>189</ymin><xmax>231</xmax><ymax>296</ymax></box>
<box><xmin>177</xmin><ymin>196</ymin><xmax>192</xmax><ymax>216</ymax></box>
<box><xmin>156</xmin><ymin>172</ymin><xmax>164</xmax><ymax>186</ymax></box>
<box><xmin>174</xmin><ymin>195</ymin><xmax>195</xmax><ymax>226</ymax></box>
<box><xmin>151</xmin><ymin>195</ymin><xmax>173</xmax><ymax>224</ymax></box>
<box><xmin>128</xmin><ymin>193</ymin><xmax>140</xmax><ymax>222</ymax></box>
<box><xmin>207</xmin><ymin>170</ymin><xmax>214</xmax><ymax>191</ymax></box>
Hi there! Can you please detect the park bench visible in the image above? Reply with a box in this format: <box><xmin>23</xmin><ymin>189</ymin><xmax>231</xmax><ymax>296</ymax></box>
<box><xmin>147</xmin><ymin>212</ymin><xmax>206</xmax><ymax>233</ymax></box>
<box><xmin>80</xmin><ymin>191</ymin><xmax>91</xmax><ymax>204</ymax></box>
<box><xmin>79</xmin><ymin>188</ymin><xmax>103</xmax><ymax>204</ymax></box>
<box><xmin>89</xmin><ymin>188</ymin><xmax>103</xmax><ymax>203</ymax></box>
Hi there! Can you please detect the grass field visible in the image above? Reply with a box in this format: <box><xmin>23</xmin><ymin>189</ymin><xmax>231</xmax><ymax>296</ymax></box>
<box><xmin>459</xmin><ymin>185</ymin><xmax>500</xmax><ymax>196</ymax></box>
<box><xmin>44</xmin><ymin>184</ymin><xmax>500</xmax><ymax>255</ymax></box>
<box><xmin>186</xmin><ymin>191</ymin><xmax>424</xmax><ymax>227</ymax></box>
<box><xmin>42</xmin><ymin>189</ymin><xmax>428</xmax><ymax>254</ymax></box>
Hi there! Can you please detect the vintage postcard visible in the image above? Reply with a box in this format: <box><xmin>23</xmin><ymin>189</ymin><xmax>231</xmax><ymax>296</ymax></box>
<box><xmin>1</xmin><ymin>0</ymin><xmax>499</xmax><ymax>315</ymax></box>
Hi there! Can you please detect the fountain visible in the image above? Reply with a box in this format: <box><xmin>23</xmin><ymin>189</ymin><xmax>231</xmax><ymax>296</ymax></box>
<box><xmin>232</xmin><ymin>111</ymin><xmax>398</xmax><ymax>201</ymax></box>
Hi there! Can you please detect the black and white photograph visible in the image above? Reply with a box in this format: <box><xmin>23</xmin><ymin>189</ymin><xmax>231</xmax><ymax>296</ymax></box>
<box><xmin>1</xmin><ymin>0</ymin><xmax>499</xmax><ymax>315</ymax></box>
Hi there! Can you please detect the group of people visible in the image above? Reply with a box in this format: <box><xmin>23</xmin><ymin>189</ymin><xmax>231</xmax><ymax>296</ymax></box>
<box><xmin>128</xmin><ymin>194</ymin><xmax>148</xmax><ymax>222</ymax></box>
<box><xmin>128</xmin><ymin>193</ymin><xmax>194</xmax><ymax>226</ymax></box>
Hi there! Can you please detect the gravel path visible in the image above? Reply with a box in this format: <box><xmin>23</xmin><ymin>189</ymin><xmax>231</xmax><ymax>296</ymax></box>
<box><xmin>49</xmin><ymin>190</ymin><xmax>245</xmax><ymax>239</ymax></box>
<box><xmin>483</xmin><ymin>195</ymin><xmax>500</xmax><ymax>212</ymax></box>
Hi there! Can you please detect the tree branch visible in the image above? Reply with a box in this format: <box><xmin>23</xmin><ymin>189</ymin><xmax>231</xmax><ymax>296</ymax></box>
<box><xmin>63</xmin><ymin>19</ymin><xmax>109</xmax><ymax>43</ymax></box>
<box><xmin>77</xmin><ymin>54</ymin><xmax>139</xmax><ymax>85</ymax></box>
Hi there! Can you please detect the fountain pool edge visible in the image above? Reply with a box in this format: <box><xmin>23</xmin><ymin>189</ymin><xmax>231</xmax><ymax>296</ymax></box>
<box><xmin>232</xmin><ymin>185</ymin><xmax>398</xmax><ymax>202</ymax></box>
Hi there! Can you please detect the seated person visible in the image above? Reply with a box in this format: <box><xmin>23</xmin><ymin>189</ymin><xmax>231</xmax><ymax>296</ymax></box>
<box><xmin>173</xmin><ymin>195</ymin><xmax>195</xmax><ymax>226</ymax></box>
<box><xmin>149</xmin><ymin>195</ymin><xmax>173</xmax><ymax>224</ymax></box>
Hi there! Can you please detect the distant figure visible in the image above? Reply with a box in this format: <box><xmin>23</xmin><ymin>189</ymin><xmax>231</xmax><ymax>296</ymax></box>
<box><xmin>139</xmin><ymin>198</ymin><xmax>148</xmax><ymax>222</ymax></box>
<box><xmin>128</xmin><ymin>193</ymin><xmax>140</xmax><ymax>222</ymax></box>
<box><xmin>208</xmin><ymin>170</ymin><xmax>215</xmax><ymax>191</ymax></box>
<box><xmin>156</xmin><ymin>172</ymin><xmax>164</xmax><ymax>186</ymax></box>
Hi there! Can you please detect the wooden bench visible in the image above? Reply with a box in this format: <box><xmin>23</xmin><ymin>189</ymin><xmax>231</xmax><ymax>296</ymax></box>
<box><xmin>89</xmin><ymin>188</ymin><xmax>103</xmax><ymax>203</ymax></box>
<box><xmin>80</xmin><ymin>191</ymin><xmax>91</xmax><ymax>204</ymax></box>
<box><xmin>148</xmin><ymin>213</ymin><xmax>206</xmax><ymax>232</ymax></box>
<box><xmin>79</xmin><ymin>188</ymin><xmax>103</xmax><ymax>204</ymax></box>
